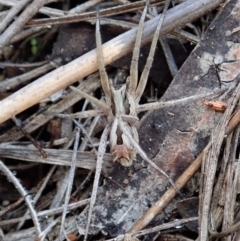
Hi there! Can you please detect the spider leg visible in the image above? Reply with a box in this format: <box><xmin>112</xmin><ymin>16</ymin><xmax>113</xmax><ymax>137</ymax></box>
<box><xmin>135</xmin><ymin>0</ymin><xmax>171</xmax><ymax>103</ymax></box>
<box><xmin>96</xmin><ymin>11</ymin><xmax>112</xmax><ymax>108</ymax></box>
<box><xmin>49</xmin><ymin>109</ymin><xmax>104</xmax><ymax>119</ymax></box>
<box><xmin>128</xmin><ymin>0</ymin><xmax>149</xmax><ymax>94</ymax></box>
<box><xmin>70</xmin><ymin>86</ymin><xmax>110</xmax><ymax>114</ymax></box>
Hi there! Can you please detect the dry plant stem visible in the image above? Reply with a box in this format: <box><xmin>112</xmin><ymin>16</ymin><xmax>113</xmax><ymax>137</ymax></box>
<box><xmin>225</xmin><ymin>107</ymin><xmax>240</xmax><ymax>135</ymax></box>
<box><xmin>0</xmin><ymin>198</ymin><xmax>90</xmax><ymax>226</ymax></box>
<box><xmin>10</xmin><ymin>27</ymin><xmax>48</xmax><ymax>43</ymax></box>
<box><xmin>0</xmin><ymin>0</ymin><xmax>65</xmax><ymax>17</ymax></box>
<box><xmin>0</xmin><ymin>60</ymin><xmax>49</xmax><ymax>68</ymax></box>
<box><xmin>107</xmin><ymin>217</ymin><xmax>198</xmax><ymax>241</ymax></box>
<box><xmin>73</xmin><ymin>118</ymin><xmax>98</xmax><ymax>152</ymax></box>
<box><xmin>84</xmin><ymin>124</ymin><xmax>110</xmax><ymax>241</ymax></box>
<box><xmin>26</xmin><ymin>0</ymin><xmax>163</xmax><ymax>27</ymax></box>
<box><xmin>127</xmin><ymin>143</ymin><xmax>211</xmax><ymax>233</ymax></box>
<box><xmin>0</xmin><ymin>0</ymin><xmax>30</xmax><ymax>34</ymax></box>
<box><xmin>60</xmin><ymin>127</ymin><xmax>80</xmax><ymax>240</ymax></box>
<box><xmin>0</xmin><ymin>63</ymin><xmax>54</xmax><ymax>92</ymax></box>
<box><xmin>17</xmin><ymin>165</ymin><xmax>57</xmax><ymax>230</ymax></box>
<box><xmin>69</xmin><ymin>0</ymin><xmax>104</xmax><ymax>14</ymax></box>
<box><xmin>0</xmin><ymin>144</ymin><xmax>113</xmax><ymax>169</ymax></box>
<box><xmin>0</xmin><ymin>196</ymin><xmax>25</xmax><ymax>216</ymax></box>
<box><xmin>209</xmin><ymin>220</ymin><xmax>240</xmax><ymax>238</ymax></box>
<box><xmin>160</xmin><ymin>36</ymin><xmax>178</xmax><ymax>76</ymax></box>
<box><xmin>0</xmin><ymin>160</ymin><xmax>42</xmax><ymax>236</ymax></box>
<box><xmin>0</xmin><ymin>0</ymin><xmax>49</xmax><ymax>48</ymax></box>
<box><xmin>0</xmin><ymin>0</ymin><xmax>224</xmax><ymax>124</ymax></box>
<box><xmin>39</xmin><ymin>217</ymin><xmax>61</xmax><ymax>241</ymax></box>
<box><xmin>221</xmin><ymin>132</ymin><xmax>238</xmax><ymax>239</ymax></box>
<box><xmin>199</xmin><ymin>82</ymin><xmax>240</xmax><ymax>241</ymax></box>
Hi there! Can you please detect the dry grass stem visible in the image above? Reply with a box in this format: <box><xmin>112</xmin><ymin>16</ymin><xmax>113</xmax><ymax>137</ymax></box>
<box><xmin>60</xmin><ymin>127</ymin><xmax>80</xmax><ymax>239</ymax></box>
<box><xmin>199</xmin><ymin>81</ymin><xmax>240</xmax><ymax>241</ymax></box>
<box><xmin>0</xmin><ymin>160</ymin><xmax>42</xmax><ymax>236</ymax></box>
<box><xmin>0</xmin><ymin>0</ymin><xmax>49</xmax><ymax>48</ymax></box>
<box><xmin>84</xmin><ymin>124</ymin><xmax>110</xmax><ymax>241</ymax></box>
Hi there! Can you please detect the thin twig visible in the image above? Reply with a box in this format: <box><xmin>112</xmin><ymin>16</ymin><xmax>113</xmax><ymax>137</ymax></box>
<box><xmin>60</xmin><ymin>127</ymin><xmax>80</xmax><ymax>240</ymax></box>
<box><xmin>17</xmin><ymin>165</ymin><xmax>57</xmax><ymax>230</ymax></box>
<box><xmin>84</xmin><ymin>124</ymin><xmax>111</xmax><ymax>241</ymax></box>
<box><xmin>0</xmin><ymin>160</ymin><xmax>42</xmax><ymax>236</ymax></box>
<box><xmin>199</xmin><ymin>81</ymin><xmax>240</xmax><ymax>241</ymax></box>
<box><xmin>0</xmin><ymin>0</ymin><xmax>49</xmax><ymax>48</ymax></box>
<box><xmin>0</xmin><ymin>198</ymin><xmax>90</xmax><ymax>226</ymax></box>
<box><xmin>0</xmin><ymin>0</ymin><xmax>30</xmax><ymax>34</ymax></box>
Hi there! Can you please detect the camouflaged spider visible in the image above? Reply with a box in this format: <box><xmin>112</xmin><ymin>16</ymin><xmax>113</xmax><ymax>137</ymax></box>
<box><xmin>69</xmin><ymin>1</ymin><xmax>167</xmax><ymax>167</ymax></box>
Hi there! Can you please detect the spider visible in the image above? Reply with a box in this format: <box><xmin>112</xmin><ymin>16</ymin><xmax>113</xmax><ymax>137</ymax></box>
<box><xmin>60</xmin><ymin>1</ymin><xmax>170</xmax><ymax>168</ymax></box>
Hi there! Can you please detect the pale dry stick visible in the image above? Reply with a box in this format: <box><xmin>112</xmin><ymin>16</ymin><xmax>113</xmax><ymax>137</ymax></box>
<box><xmin>17</xmin><ymin>165</ymin><xmax>57</xmax><ymax>230</ymax></box>
<box><xmin>39</xmin><ymin>217</ymin><xmax>61</xmax><ymax>241</ymax></box>
<box><xmin>127</xmin><ymin>142</ymin><xmax>211</xmax><ymax>233</ymax></box>
<box><xmin>0</xmin><ymin>0</ymin><xmax>49</xmax><ymax>48</ymax></box>
<box><xmin>10</xmin><ymin>27</ymin><xmax>48</xmax><ymax>44</ymax></box>
<box><xmin>74</xmin><ymin>117</ymin><xmax>99</xmax><ymax>152</ymax></box>
<box><xmin>88</xmin><ymin>17</ymin><xmax>137</xmax><ymax>30</ymax></box>
<box><xmin>0</xmin><ymin>0</ymin><xmax>225</xmax><ymax>124</ymax></box>
<box><xmin>220</xmin><ymin>132</ymin><xmax>239</xmax><ymax>239</ymax></box>
<box><xmin>0</xmin><ymin>196</ymin><xmax>25</xmax><ymax>217</ymax></box>
<box><xmin>69</xmin><ymin>0</ymin><xmax>104</xmax><ymax>14</ymax></box>
<box><xmin>0</xmin><ymin>198</ymin><xmax>90</xmax><ymax>226</ymax></box>
<box><xmin>0</xmin><ymin>60</ymin><xmax>49</xmax><ymax>68</ymax></box>
<box><xmin>0</xmin><ymin>0</ymin><xmax>66</xmax><ymax>17</ymax></box>
<box><xmin>59</xmin><ymin>127</ymin><xmax>80</xmax><ymax>240</ymax></box>
<box><xmin>107</xmin><ymin>217</ymin><xmax>199</xmax><ymax>241</ymax></box>
<box><xmin>0</xmin><ymin>63</ymin><xmax>54</xmax><ymax>92</ymax></box>
<box><xmin>0</xmin><ymin>0</ymin><xmax>30</xmax><ymax>34</ymax></box>
<box><xmin>26</xmin><ymin>0</ymin><xmax>162</xmax><ymax>27</ymax></box>
<box><xmin>199</xmin><ymin>82</ymin><xmax>240</xmax><ymax>241</ymax></box>
<box><xmin>0</xmin><ymin>160</ymin><xmax>42</xmax><ymax>236</ymax></box>
<box><xmin>225</xmin><ymin>107</ymin><xmax>240</xmax><ymax>135</ymax></box>
<box><xmin>0</xmin><ymin>143</ymin><xmax>113</xmax><ymax>169</ymax></box>
<box><xmin>0</xmin><ymin>10</ymin><xmax>8</xmax><ymax>19</ymax></box>
<box><xmin>160</xmin><ymin>36</ymin><xmax>178</xmax><ymax>76</ymax></box>
<box><xmin>84</xmin><ymin>124</ymin><xmax>111</xmax><ymax>241</ymax></box>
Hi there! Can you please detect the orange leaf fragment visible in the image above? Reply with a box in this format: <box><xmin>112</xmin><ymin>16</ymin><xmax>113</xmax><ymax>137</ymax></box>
<box><xmin>67</xmin><ymin>233</ymin><xmax>77</xmax><ymax>241</ymax></box>
<box><xmin>203</xmin><ymin>100</ymin><xmax>227</xmax><ymax>112</ymax></box>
